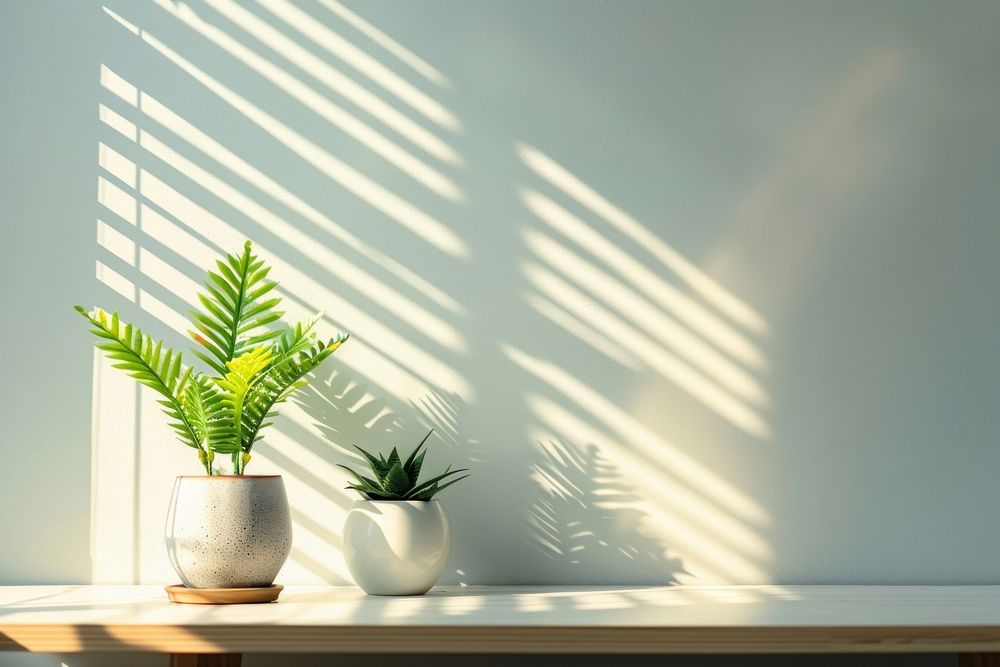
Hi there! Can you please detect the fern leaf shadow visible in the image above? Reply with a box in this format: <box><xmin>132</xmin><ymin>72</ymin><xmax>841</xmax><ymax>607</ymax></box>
<box><xmin>528</xmin><ymin>438</ymin><xmax>686</xmax><ymax>584</ymax></box>
<box><xmin>293</xmin><ymin>362</ymin><xmax>405</xmax><ymax>456</ymax></box>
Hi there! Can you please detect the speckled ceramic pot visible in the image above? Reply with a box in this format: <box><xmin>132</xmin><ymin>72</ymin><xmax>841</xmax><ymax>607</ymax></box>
<box><xmin>165</xmin><ymin>476</ymin><xmax>292</xmax><ymax>589</ymax></box>
<box><xmin>343</xmin><ymin>500</ymin><xmax>451</xmax><ymax>596</ymax></box>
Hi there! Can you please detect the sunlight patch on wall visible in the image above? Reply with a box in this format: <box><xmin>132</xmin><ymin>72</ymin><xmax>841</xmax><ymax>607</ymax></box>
<box><xmin>524</xmin><ymin>401</ymin><xmax>768</xmax><ymax>583</ymax></box>
<box><xmin>520</xmin><ymin>187</ymin><xmax>765</xmax><ymax>370</ymax></box>
<box><xmin>137</xmin><ymin>200</ymin><xmax>446</xmax><ymax>404</ymax></box>
<box><xmin>523</xmin><ymin>228</ymin><xmax>769</xmax><ymax>407</ymax></box>
<box><xmin>518</xmin><ymin>144</ymin><xmax>767</xmax><ymax>335</ymax></box>
<box><xmin>253</xmin><ymin>428</ymin><xmax>353</xmax><ymax>583</ymax></box>
<box><xmin>526</xmin><ymin>399</ymin><xmax>770</xmax><ymax>561</ymax></box>
<box><xmin>206</xmin><ymin>0</ymin><xmax>461</xmax><ymax>166</ymax></box>
<box><xmin>137</xmin><ymin>288</ymin><xmax>189</xmax><ymax>337</ymax></box>
<box><xmin>512</xmin><ymin>137</ymin><xmax>773</xmax><ymax>580</ymax></box>
<box><xmin>524</xmin><ymin>293</ymin><xmax>640</xmax><ymax>370</ymax></box>
<box><xmin>89</xmin><ymin>351</ymin><xmax>138</xmax><ymax>584</ymax></box>
<box><xmin>504</xmin><ymin>345</ymin><xmax>766</xmax><ymax>524</ymax></box>
<box><xmin>97</xmin><ymin>142</ymin><xmax>137</xmax><ymax>188</ymax></box>
<box><xmin>521</xmin><ymin>262</ymin><xmax>769</xmax><ymax>438</ymax></box>
<box><xmin>97</xmin><ymin>176</ymin><xmax>136</xmax><ymax>225</ymax></box>
<box><xmin>103</xmin><ymin>6</ymin><xmax>469</xmax><ymax>258</ymax></box>
<box><xmin>136</xmin><ymin>169</ymin><xmax>472</xmax><ymax>400</ymax></box>
<box><xmin>98</xmin><ymin>103</ymin><xmax>136</xmax><ymax>141</ymax></box>
<box><xmin>99</xmin><ymin>62</ymin><xmax>137</xmax><ymax>105</ymax></box>
<box><xmin>135</xmin><ymin>89</ymin><xmax>464</xmax><ymax>315</ymax></box>
<box><xmin>255</xmin><ymin>0</ymin><xmax>461</xmax><ymax>131</ymax></box>
<box><xmin>95</xmin><ymin>260</ymin><xmax>135</xmax><ymax>302</ymax></box>
<box><xmin>316</xmin><ymin>0</ymin><xmax>452</xmax><ymax>89</ymax></box>
<box><xmin>153</xmin><ymin>0</ymin><xmax>463</xmax><ymax>200</ymax></box>
<box><xmin>96</xmin><ymin>219</ymin><xmax>135</xmax><ymax>266</ymax></box>
<box><xmin>137</xmin><ymin>129</ymin><xmax>466</xmax><ymax>353</ymax></box>
<box><xmin>137</xmin><ymin>246</ymin><xmax>200</xmax><ymax>306</ymax></box>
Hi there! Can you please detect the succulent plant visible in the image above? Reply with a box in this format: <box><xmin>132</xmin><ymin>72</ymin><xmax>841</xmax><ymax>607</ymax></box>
<box><xmin>338</xmin><ymin>430</ymin><xmax>468</xmax><ymax>501</ymax></box>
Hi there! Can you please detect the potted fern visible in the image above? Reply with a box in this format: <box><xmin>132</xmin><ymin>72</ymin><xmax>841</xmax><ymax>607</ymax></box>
<box><xmin>339</xmin><ymin>430</ymin><xmax>467</xmax><ymax>595</ymax></box>
<box><xmin>78</xmin><ymin>241</ymin><xmax>347</xmax><ymax>598</ymax></box>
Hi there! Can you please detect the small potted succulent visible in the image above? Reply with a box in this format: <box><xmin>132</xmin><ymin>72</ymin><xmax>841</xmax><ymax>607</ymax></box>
<box><xmin>339</xmin><ymin>430</ymin><xmax>468</xmax><ymax>595</ymax></box>
<box><xmin>78</xmin><ymin>241</ymin><xmax>347</xmax><ymax>600</ymax></box>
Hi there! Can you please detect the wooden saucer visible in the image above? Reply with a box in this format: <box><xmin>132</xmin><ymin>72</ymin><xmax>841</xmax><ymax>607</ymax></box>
<box><xmin>165</xmin><ymin>584</ymin><xmax>283</xmax><ymax>605</ymax></box>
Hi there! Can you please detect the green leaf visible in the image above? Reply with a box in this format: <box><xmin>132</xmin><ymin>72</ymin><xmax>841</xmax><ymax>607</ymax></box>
<box><xmin>184</xmin><ymin>374</ymin><xmax>236</xmax><ymax>454</ymax></box>
<box><xmin>403</xmin><ymin>468</ymin><xmax>469</xmax><ymax>500</ymax></box>
<box><xmin>383</xmin><ymin>462</ymin><xmax>411</xmax><ymax>496</ymax></box>
<box><xmin>240</xmin><ymin>334</ymin><xmax>347</xmax><ymax>452</ymax></box>
<box><xmin>75</xmin><ymin>242</ymin><xmax>349</xmax><ymax>477</ymax></box>
<box><xmin>346</xmin><ymin>485</ymin><xmax>396</xmax><ymax>501</ymax></box>
<box><xmin>419</xmin><ymin>475</ymin><xmax>468</xmax><ymax>500</ymax></box>
<box><xmin>407</xmin><ymin>450</ymin><xmax>427</xmax><ymax>484</ymax></box>
<box><xmin>76</xmin><ymin>306</ymin><xmax>208</xmax><ymax>470</ymax></box>
<box><xmin>336</xmin><ymin>427</ymin><xmax>470</xmax><ymax>501</ymax></box>
<box><xmin>403</xmin><ymin>429</ymin><xmax>433</xmax><ymax>479</ymax></box>
<box><xmin>183</xmin><ymin>379</ymin><xmax>209</xmax><ymax>445</ymax></box>
<box><xmin>414</xmin><ymin>483</ymin><xmax>438</xmax><ymax>501</ymax></box>
<box><xmin>354</xmin><ymin>445</ymin><xmax>388</xmax><ymax>478</ymax></box>
<box><xmin>385</xmin><ymin>447</ymin><xmax>401</xmax><ymax>473</ymax></box>
<box><xmin>190</xmin><ymin>240</ymin><xmax>284</xmax><ymax>372</ymax></box>
<box><xmin>337</xmin><ymin>464</ymin><xmax>385</xmax><ymax>495</ymax></box>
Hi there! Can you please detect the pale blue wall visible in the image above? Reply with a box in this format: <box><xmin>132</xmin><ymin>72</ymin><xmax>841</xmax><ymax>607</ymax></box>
<box><xmin>2</xmin><ymin>0</ymin><xmax>999</xmax><ymax>664</ymax></box>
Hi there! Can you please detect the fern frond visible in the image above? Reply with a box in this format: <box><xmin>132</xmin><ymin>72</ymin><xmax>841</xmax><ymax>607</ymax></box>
<box><xmin>215</xmin><ymin>345</ymin><xmax>273</xmax><ymax>455</ymax></box>
<box><xmin>189</xmin><ymin>241</ymin><xmax>284</xmax><ymax>374</ymax></box>
<box><xmin>75</xmin><ymin>306</ymin><xmax>205</xmax><ymax>465</ymax></box>
<box><xmin>242</xmin><ymin>334</ymin><xmax>348</xmax><ymax>452</ymax></box>
<box><xmin>275</xmin><ymin>313</ymin><xmax>322</xmax><ymax>359</ymax></box>
<box><xmin>77</xmin><ymin>241</ymin><xmax>349</xmax><ymax>475</ymax></box>
<box><xmin>183</xmin><ymin>374</ymin><xmax>237</xmax><ymax>455</ymax></box>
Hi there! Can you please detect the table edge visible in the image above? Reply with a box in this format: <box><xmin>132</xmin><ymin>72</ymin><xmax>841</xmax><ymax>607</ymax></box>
<box><xmin>4</xmin><ymin>624</ymin><xmax>1000</xmax><ymax>654</ymax></box>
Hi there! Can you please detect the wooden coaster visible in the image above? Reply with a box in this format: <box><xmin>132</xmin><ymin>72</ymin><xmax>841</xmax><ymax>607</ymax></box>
<box><xmin>165</xmin><ymin>584</ymin><xmax>283</xmax><ymax>605</ymax></box>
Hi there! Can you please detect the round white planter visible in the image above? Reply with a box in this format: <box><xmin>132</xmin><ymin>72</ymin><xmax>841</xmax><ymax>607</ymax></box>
<box><xmin>343</xmin><ymin>500</ymin><xmax>451</xmax><ymax>595</ymax></box>
<box><xmin>165</xmin><ymin>475</ymin><xmax>292</xmax><ymax>588</ymax></box>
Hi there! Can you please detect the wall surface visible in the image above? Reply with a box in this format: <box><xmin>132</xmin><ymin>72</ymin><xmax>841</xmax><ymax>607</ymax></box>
<box><xmin>1</xmin><ymin>0</ymin><xmax>999</xmax><ymax>664</ymax></box>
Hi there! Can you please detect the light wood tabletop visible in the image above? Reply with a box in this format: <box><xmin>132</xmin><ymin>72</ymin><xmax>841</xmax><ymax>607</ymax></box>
<box><xmin>2</xmin><ymin>585</ymin><xmax>1000</xmax><ymax>662</ymax></box>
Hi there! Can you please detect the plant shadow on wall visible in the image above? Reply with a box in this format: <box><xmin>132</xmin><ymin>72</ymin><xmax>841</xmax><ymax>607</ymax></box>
<box><xmin>528</xmin><ymin>438</ymin><xmax>686</xmax><ymax>583</ymax></box>
<box><xmin>503</xmin><ymin>48</ymin><xmax>906</xmax><ymax>584</ymax></box>
<box><xmin>509</xmin><ymin>141</ymin><xmax>775</xmax><ymax>583</ymax></box>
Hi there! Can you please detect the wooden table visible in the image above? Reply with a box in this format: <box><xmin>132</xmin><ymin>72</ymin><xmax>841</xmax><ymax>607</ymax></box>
<box><xmin>2</xmin><ymin>585</ymin><xmax>1000</xmax><ymax>666</ymax></box>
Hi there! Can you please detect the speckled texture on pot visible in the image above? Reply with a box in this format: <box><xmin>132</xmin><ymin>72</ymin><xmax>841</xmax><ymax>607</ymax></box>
<box><xmin>165</xmin><ymin>476</ymin><xmax>292</xmax><ymax>588</ymax></box>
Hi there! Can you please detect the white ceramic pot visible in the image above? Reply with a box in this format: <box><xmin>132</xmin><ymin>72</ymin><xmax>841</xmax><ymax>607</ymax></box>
<box><xmin>343</xmin><ymin>500</ymin><xmax>451</xmax><ymax>595</ymax></box>
<box><xmin>165</xmin><ymin>475</ymin><xmax>292</xmax><ymax>588</ymax></box>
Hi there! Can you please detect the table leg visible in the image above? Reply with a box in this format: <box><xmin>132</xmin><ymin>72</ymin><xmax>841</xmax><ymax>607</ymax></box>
<box><xmin>959</xmin><ymin>655</ymin><xmax>1000</xmax><ymax>667</ymax></box>
<box><xmin>169</xmin><ymin>653</ymin><xmax>243</xmax><ymax>667</ymax></box>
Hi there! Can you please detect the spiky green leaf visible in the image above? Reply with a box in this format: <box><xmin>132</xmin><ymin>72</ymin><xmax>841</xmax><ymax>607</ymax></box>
<box><xmin>383</xmin><ymin>462</ymin><xmax>411</xmax><ymax>496</ymax></box>
<box><xmin>338</xmin><ymin>429</ymin><xmax>468</xmax><ymax>501</ymax></box>
<box><xmin>403</xmin><ymin>468</ymin><xmax>469</xmax><ymax>500</ymax></box>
